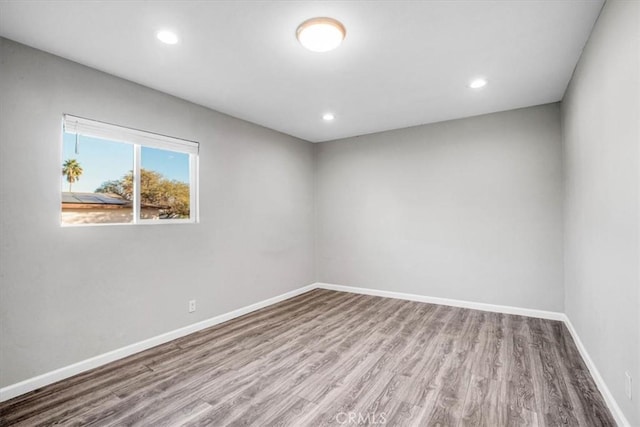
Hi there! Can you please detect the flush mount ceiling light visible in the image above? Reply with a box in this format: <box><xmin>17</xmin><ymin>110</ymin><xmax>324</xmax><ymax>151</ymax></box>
<box><xmin>157</xmin><ymin>30</ymin><xmax>178</xmax><ymax>45</ymax></box>
<box><xmin>322</xmin><ymin>112</ymin><xmax>336</xmax><ymax>121</ymax></box>
<box><xmin>296</xmin><ymin>17</ymin><xmax>346</xmax><ymax>52</ymax></box>
<box><xmin>469</xmin><ymin>78</ymin><xmax>488</xmax><ymax>89</ymax></box>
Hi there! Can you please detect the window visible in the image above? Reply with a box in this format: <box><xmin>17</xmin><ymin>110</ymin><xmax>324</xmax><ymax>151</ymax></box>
<box><xmin>61</xmin><ymin>115</ymin><xmax>198</xmax><ymax>226</ymax></box>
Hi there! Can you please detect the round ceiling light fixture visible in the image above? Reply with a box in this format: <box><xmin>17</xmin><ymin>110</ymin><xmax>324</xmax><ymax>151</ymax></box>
<box><xmin>322</xmin><ymin>112</ymin><xmax>335</xmax><ymax>121</ymax></box>
<box><xmin>157</xmin><ymin>30</ymin><xmax>179</xmax><ymax>45</ymax></box>
<box><xmin>468</xmin><ymin>78</ymin><xmax>488</xmax><ymax>89</ymax></box>
<box><xmin>296</xmin><ymin>17</ymin><xmax>346</xmax><ymax>52</ymax></box>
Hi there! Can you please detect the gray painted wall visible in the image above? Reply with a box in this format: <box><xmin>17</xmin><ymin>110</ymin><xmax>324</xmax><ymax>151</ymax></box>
<box><xmin>562</xmin><ymin>0</ymin><xmax>640</xmax><ymax>424</ymax></box>
<box><xmin>0</xmin><ymin>38</ymin><xmax>316</xmax><ymax>387</ymax></box>
<box><xmin>316</xmin><ymin>104</ymin><xmax>564</xmax><ymax>312</ymax></box>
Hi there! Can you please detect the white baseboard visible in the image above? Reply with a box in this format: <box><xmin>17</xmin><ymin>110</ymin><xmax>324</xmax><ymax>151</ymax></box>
<box><xmin>1</xmin><ymin>281</ymin><xmax>631</xmax><ymax>427</ymax></box>
<box><xmin>0</xmin><ymin>283</ymin><xmax>317</xmax><ymax>403</ymax></box>
<box><xmin>316</xmin><ymin>282</ymin><xmax>566</xmax><ymax>321</ymax></box>
<box><xmin>562</xmin><ymin>316</ymin><xmax>631</xmax><ymax>427</ymax></box>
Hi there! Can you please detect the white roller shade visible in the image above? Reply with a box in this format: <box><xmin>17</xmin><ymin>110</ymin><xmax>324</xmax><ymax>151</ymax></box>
<box><xmin>63</xmin><ymin>115</ymin><xmax>199</xmax><ymax>155</ymax></box>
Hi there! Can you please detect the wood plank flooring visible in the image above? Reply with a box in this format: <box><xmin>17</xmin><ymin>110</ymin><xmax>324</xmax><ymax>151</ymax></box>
<box><xmin>0</xmin><ymin>289</ymin><xmax>615</xmax><ymax>426</ymax></box>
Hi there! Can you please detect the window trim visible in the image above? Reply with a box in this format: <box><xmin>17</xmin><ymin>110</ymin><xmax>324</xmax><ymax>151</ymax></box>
<box><xmin>62</xmin><ymin>115</ymin><xmax>199</xmax><ymax>226</ymax></box>
<box><xmin>63</xmin><ymin>115</ymin><xmax>199</xmax><ymax>154</ymax></box>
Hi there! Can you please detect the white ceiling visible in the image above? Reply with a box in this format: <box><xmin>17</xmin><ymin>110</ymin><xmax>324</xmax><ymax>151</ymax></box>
<box><xmin>0</xmin><ymin>0</ymin><xmax>603</xmax><ymax>142</ymax></box>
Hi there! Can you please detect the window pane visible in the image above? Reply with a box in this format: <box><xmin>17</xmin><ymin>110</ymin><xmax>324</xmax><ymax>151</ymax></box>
<box><xmin>140</xmin><ymin>147</ymin><xmax>190</xmax><ymax>220</ymax></box>
<box><xmin>61</xmin><ymin>132</ymin><xmax>134</xmax><ymax>225</ymax></box>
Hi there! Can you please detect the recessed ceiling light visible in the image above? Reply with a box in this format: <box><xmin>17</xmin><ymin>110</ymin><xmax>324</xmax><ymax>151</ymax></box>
<box><xmin>157</xmin><ymin>30</ymin><xmax>178</xmax><ymax>45</ymax></box>
<box><xmin>322</xmin><ymin>112</ymin><xmax>335</xmax><ymax>121</ymax></box>
<box><xmin>469</xmin><ymin>78</ymin><xmax>488</xmax><ymax>89</ymax></box>
<box><xmin>297</xmin><ymin>17</ymin><xmax>346</xmax><ymax>52</ymax></box>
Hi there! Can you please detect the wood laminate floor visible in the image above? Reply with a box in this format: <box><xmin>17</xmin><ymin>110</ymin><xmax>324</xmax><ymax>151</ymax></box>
<box><xmin>0</xmin><ymin>289</ymin><xmax>615</xmax><ymax>426</ymax></box>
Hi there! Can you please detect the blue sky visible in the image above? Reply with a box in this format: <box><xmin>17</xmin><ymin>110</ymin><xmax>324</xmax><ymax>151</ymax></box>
<box><xmin>61</xmin><ymin>133</ymin><xmax>189</xmax><ymax>193</ymax></box>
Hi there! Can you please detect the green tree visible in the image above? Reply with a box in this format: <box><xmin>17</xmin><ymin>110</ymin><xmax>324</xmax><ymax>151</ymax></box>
<box><xmin>95</xmin><ymin>174</ymin><xmax>133</xmax><ymax>201</ymax></box>
<box><xmin>62</xmin><ymin>159</ymin><xmax>83</xmax><ymax>192</ymax></box>
<box><xmin>96</xmin><ymin>169</ymin><xmax>190</xmax><ymax>218</ymax></box>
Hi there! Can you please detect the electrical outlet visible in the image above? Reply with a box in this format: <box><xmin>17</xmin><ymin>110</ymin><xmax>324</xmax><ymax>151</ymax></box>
<box><xmin>188</xmin><ymin>300</ymin><xmax>196</xmax><ymax>313</ymax></box>
<box><xmin>625</xmin><ymin>371</ymin><xmax>632</xmax><ymax>400</ymax></box>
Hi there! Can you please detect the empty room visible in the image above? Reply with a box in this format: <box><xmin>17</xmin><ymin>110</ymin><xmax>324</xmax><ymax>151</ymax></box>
<box><xmin>0</xmin><ymin>0</ymin><xmax>638</xmax><ymax>426</ymax></box>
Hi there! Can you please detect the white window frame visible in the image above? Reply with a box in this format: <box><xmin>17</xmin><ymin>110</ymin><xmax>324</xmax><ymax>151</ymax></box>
<box><xmin>62</xmin><ymin>114</ymin><xmax>199</xmax><ymax>226</ymax></box>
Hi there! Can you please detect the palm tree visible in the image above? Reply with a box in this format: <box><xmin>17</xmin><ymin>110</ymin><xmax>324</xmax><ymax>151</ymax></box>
<box><xmin>62</xmin><ymin>159</ymin><xmax>83</xmax><ymax>192</ymax></box>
